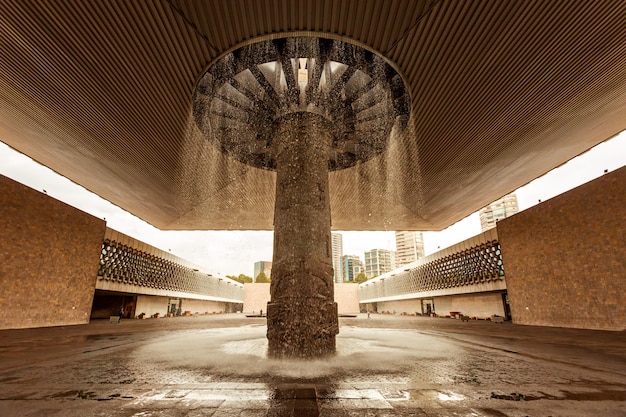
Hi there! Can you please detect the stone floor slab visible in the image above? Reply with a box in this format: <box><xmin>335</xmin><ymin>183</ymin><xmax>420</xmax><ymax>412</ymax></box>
<box><xmin>0</xmin><ymin>314</ymin><xmax>625</xmax><ymax>417</ymax></box>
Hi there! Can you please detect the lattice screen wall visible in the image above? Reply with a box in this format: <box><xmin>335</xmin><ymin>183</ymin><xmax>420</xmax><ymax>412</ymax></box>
<box><xmin>98</xmin><ymin>232</ymin><xmax>243</xmax><ymax>301</ymax></box>
<box><xmin>359</xmin><ymin>230</ymin><xmax>504</xmax><ymax>301</ymax></box>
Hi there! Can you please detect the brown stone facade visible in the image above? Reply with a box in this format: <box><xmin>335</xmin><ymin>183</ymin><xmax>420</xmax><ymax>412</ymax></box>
<box><xmin>0</xmin><ymin>175</ymin><xmax>106</xmax><ymax>329</ymax></box>
<box><xmin>498</xmin><ymin>166</ymin><xmax>626</xmax><ymax>331</ymax></box>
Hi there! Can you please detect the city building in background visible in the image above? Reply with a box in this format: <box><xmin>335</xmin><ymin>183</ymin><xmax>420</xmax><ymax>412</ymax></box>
<box><xmin>340</xmin><ymin>255</ymin><xmax>364</xmax><ymax>282</ymax></box>
<box><xmin>394</xmin><ymin>231</ymin><xmax>425</xmax><ymax>267</ymax></box>
<box><xmin>364</xmin><ymin>249</ymin><xmax>396</xmax><ymax>279</ymax></box>
<box><xmin>331</xmin><ymin>232</ymin><xmax>343</xmax><ymax>283</ymax></box>
<box><xmin>253</xmin><ymin>261</ymin><xmax>272</xmax><ymax>280</ymax></box>
<box><xmin>479</xmin><ymin>194</ymin><xmax>519</xmax><ymax>231</ymax></box>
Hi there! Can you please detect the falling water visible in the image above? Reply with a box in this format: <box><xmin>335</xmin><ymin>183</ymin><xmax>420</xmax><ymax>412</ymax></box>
<box><xmin>174</xmin><ymin>35</ymin><xmax>419</xmax><ymax>230</ymax></box>
<box><xmin>174</xmin><ymin>36</ymin><xmax>416</xmax><ymax>357</ymax></box>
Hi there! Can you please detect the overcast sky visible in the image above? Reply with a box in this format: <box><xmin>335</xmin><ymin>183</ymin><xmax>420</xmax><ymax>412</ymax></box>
<box><xmin>1</xmin><ymin>131</ymin><xmax>624</xmax><ymax>277</ymax></box>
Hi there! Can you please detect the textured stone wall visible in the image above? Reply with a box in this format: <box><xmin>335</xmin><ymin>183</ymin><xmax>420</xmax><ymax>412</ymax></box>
<box><xmin>498</xmin><ymin>166</ymin><xmax>626</xmax><ymax>331</ymax></box>
<box><xmin>0</xmin><ymin>175</ymin><xmax>106</xmax><ymax>329</ymax></box>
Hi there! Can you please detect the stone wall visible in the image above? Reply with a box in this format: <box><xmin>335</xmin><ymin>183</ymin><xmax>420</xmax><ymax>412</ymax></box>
<box><xmin>374</xmin><ymin>292</ymin><xmax>505</xmax><ymax>318</ymax></box>
<box><xmin>243</xmin><ymin>283</ymin><xmax>359</xmax><ymax>314</ymax></box>
<box><xmin>243</xmin><ymin>283</ymin><xmax>271</xmax><ymax>314</ymax></box>
<box><xmin>135</xmin><ymin>295</ymin><xmax>169</xmax><ymax>318</ymax></box>
<box><xmin>433</xmin><ymin>292</ymin><xmax>505</xmax><ymax>318</ymax></box>
<box><xmin>181</xmin><ymin>298</ymin><xmax>226</xmax><ymax>315</ymax></box>
<box><xmin>498</xmin><ymin>166</ymin><xmax>626</xmax><ymax>331</ymax></box>
<box><xmin>0</xmin><ymin>175</ymin><xmax>106</xmax><ymax>329</ymax></box>
<box><xmin>334</xmin><ymin>284</ymin><xmax>360</xmax><ymax>314</ymax></box>
<box><xmin>374</xmin><ymin>299</ymin><xmax>420</xmax><ymax>315</ymax></box>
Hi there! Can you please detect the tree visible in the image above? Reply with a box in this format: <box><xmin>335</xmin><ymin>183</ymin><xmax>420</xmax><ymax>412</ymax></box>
<box><xmin>353</xmin><ymin>272</ymin><xmax>368</xmax><ymax>284</ymax></box>
<box><xmin>226</xmin><ymin>274</ymin><xmax>253</xmax><ymax>284</ymax></box>
<box><xmin>237</xmin><ymin>274</ymin><xmax>253</xmax><ymax>283</ymax></box>
<box><xmin>239</xmin><ymin>274</ymin><xmax>253</xmax><ymax>283</ymax></box>
<box><xmin>255</xmin><ymin>271</ymin><xmax>271</xmax><ymax>283</ymax></box>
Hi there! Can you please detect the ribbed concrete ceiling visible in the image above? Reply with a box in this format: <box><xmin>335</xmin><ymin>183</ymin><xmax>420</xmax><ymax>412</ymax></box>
<box><xmin>1</xmin><ymin>1</ymin><xmax>625</xmax><ymax>230</ymax></box>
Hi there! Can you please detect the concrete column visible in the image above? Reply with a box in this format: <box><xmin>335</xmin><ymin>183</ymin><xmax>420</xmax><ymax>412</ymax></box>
<box><xmin>267</xmin><ymin>112</ymin><xmax>339</xmax><ymax>358</ymax></box>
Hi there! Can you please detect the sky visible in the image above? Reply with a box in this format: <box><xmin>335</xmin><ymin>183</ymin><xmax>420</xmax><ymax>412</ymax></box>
<box><xmin>1</xmin><ymin>131</ymin><xmax>624</xmax><ymax>277</ymax></box>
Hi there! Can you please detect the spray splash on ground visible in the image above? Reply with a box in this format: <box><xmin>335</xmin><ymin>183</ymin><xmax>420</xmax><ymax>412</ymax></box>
<box><xmin>131</xmin><ymin>325</ymin><xmax>457</xmax><ymax>381</ymax></box>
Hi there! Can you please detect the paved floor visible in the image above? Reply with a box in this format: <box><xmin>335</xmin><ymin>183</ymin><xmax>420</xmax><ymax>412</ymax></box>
<box><xmin>0</xmin><ymin>314</ymin><xmax>624</xmax><ymax>416</ymax></box>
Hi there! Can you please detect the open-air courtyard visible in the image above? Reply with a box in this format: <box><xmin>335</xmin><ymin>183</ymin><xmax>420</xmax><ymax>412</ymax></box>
<box><xmin>1</xmin><ymin>3</ymin><xmax>626</xmax><ymax>416</ymax></box>
<box><xmin>1</xmin><ymin>314</ymin><xmax>624</xmax><ymax>417</ymax></box>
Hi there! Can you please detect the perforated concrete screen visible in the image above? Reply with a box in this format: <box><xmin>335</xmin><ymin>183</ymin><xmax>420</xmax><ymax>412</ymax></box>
<box><xmin>99</xmin><ymin>229</ymin><xmax>244</xmax><ymax>301</ymax></box>
<box><xmin>1</xmin><ymin>1</ymin><xmax>625</xmax><ymax>230</ymax></box>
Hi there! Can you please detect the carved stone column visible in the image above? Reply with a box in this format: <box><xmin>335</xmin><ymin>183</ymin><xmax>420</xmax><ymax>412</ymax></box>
<box><xmin>266</xmin><ymin>112</ymin><xmax>338</xmax><ymax>358</ymax></box>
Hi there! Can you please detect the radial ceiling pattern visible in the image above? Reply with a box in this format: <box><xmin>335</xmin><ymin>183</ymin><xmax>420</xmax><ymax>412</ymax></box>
<box><xmin>193</xmin><ymin>37</ymin><xmax>410</xmax><ymax>171</ymax></box>
<box><xmin>1</xmin><ymin>1</ymin><xmax>625</xmax><ymax>230</ymax></box>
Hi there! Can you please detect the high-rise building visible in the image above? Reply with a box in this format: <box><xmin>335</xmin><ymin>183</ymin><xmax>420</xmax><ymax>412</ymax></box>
<box><xmin>395</xmin><ymin>231</ymin><xmax>425</xmax><ymax>267</ymax></box>
<box><xmin>479</xmin><ymin>193</ymin><xmax>519</xmax><ymax>231</ymax></box>
<box><xmin>364</xmin><ymin>249</ymin><xmax>396</xmax><ymax>279</ymax></box>
<box><xmin>331</xmin><ymin>233</ymin><xmax>343</xmax><ymax>283</ymax></box>
<box><xmin>340</xmin><ymin>255</ymin><xmax>363</xmax><ymax>282</ymax></box>
<box><xmin>253</xmin><ymin>261</ymin><xmax>272</xmax><ymax>280</ymax></box>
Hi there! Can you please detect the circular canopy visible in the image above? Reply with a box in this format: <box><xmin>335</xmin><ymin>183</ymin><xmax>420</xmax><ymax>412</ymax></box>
<box><xmin>193</xmin><ymin>37</ymin><xmax>409</xmax><ymax>171</ymax></box>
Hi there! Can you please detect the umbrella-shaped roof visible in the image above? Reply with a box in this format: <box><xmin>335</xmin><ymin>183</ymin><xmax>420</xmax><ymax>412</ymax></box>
<box><xmin>1</xmin><ymin>1</ymin><xmax>624</xmax><ymax>230</ymax></box>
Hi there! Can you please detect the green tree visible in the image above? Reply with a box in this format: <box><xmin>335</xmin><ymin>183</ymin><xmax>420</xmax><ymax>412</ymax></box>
<box><xmin>226</xmin><ymin>274</ymin><xmax>253</xmax><ymax>284</ymax></box>
<box><xmin>353</xmin><ymin>272</ymin><xmax>368</xmax><ymax>284</ymax></box>
<box><xmin>255</xmin><ymin>271</ymin><xmax>271</xmax><ymax>283</ymax></box>
<box><xmin>237</xmin><ymin>274</ymin><xmax>253</xmax><ymax>283</ymax></box>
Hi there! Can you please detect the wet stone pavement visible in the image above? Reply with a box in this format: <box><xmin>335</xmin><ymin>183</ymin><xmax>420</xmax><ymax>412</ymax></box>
<box><xmin>0</xmin><ymin>314</ymin><xmax>625</xmax><ymax>416</ymax></box>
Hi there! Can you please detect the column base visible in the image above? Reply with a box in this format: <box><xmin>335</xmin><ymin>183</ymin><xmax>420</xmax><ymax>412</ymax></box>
<box><xmin>266</xmin><ymin>298</ymin><xmax>338</xmax><ymax>358</ymax></box>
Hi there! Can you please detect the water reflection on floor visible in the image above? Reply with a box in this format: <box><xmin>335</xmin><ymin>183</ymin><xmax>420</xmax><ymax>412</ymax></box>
<box><xmin>129</xmin><ymin>326</ymin><xmax>450</xmax><ymax>382</ymax></box>
<box><xmin>130</xmin><ymin>325</ymin><xmax>459</xmax><ymax>384</ymax></box>
<box><xmin>1</xmin><ymin>320</ymin><xmax>625</xmax><ymax>416</ymax></box>
<box><xmin>115</xmin><ymin>325</ymin><xmax>479</xmax><ymax>415</ymax></box>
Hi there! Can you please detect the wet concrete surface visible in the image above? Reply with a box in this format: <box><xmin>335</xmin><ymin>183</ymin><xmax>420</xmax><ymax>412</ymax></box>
<box><xmin>0</xmin><ymin>314</ymin><xmax>625</xmax><ymax>416</ymax></box>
